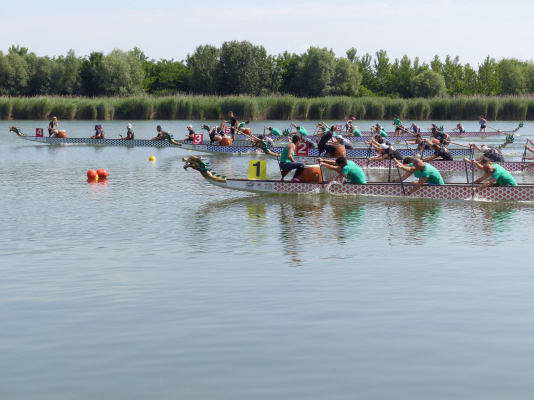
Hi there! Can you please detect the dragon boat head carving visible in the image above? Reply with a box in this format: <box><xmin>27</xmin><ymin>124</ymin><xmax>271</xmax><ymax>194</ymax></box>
<box><xmin>248</xmin><ymin>135</ymin><xmax>280</xmax><ymax>158</ymax></box>
<box><xmin>9</xmin><ymin>126</ymin><xmax>26</xmax><ymax>137</ymax></box>
<box><xmin>183</xmin><ymin>156</ymin><xmax>227</xmax><ymax>183</ymax></box>
<box><xmin>159</xmin><ymin>131</ymin><xmax>181</xmax><ymax>146</ymax></box>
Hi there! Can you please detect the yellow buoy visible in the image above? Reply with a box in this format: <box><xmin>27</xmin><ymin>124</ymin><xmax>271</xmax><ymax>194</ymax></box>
<box><xmin>149</xmin><ymin>155</ymin><xmax>156</xmax><ymax>162</ymax></box>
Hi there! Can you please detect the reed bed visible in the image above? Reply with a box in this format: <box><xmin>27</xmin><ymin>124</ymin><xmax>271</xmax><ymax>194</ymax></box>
<box><xmin>1</xmin><ymin>95</ymin><xmax>534</xmax><ymax>121</ymax></box>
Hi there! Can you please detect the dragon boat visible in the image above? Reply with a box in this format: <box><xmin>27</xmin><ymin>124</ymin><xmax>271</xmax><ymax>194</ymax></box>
<box><xmin>232</xmin><ymin>123</ymin><xmax>524</xmax><ymax>141</ymax></box>
<box><xmin>180</xmin><ymin>142</ymin><xmax>473</xmax><ymax>157</ymax></box>
<box><xmin>7</xmin><ymin>126</ymin><xmax>256</xmax><ymax>148</ymax></box>
<box><xmin>182</xmin><ymin>156</ymin><xmax>534</xmax><ymax>202</ymax></box>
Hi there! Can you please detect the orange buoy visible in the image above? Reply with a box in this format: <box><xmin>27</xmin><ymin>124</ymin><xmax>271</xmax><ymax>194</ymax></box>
<box><xmin>299</xmin><ymin>164</ymin><xmax>322</xmax><ymax>183</ymax></box>
<box><xmin>56</xmin><ymin>130</ymin><xmax>67</xmax><ymax>138</ymax></box>
<box><xmin>332</xmin><ymin>145</ymin><xmax>346</xmax><ymax>158</ymax></box>
<box><xmin>87</xmin><ymin>169</ymin><xmax>97</xmax><ymax>179</ymax></box>
<box><xmin>96</xmin><ymin>169</ymin><xmax>109</xmax><ymax>179</ymax></box>
<box><xmin>220</xmin><ymin>137</ymin><xmax>232</xmax><ymax>146</ymax></box>
<box><xmin>243</xmin><ymin>128</ymin><xmax>252</xmax><ymax>135</ymax></box>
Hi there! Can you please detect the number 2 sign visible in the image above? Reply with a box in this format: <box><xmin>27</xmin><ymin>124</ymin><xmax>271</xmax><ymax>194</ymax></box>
<box><xmin>295</xmin><ymin>141</ymin><xmax>309</xmax><ymax>156</ymax></box>
<box><xmin>193</xmin><ymin>134</ymin><xmax>204</xmax><ymax>145</ymax></box>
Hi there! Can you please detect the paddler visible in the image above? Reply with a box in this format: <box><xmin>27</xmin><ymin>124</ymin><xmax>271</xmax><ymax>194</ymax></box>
<box><xmin>479</xmin><ymin>115</ymin><xmax>487</xmax><ymax>133</ymax></box>
<box><xmin>290</xmin><ymin>122</ymin><xmax>309</xmax><ymax>137</ymax></box>
<box><xmin>369</xmin><ymin>142</ymin><xmax>404</xmax><ymax>161</ymax></box>
<box><xmin>431</xmin><ymin>127</ymin><xmax>450</xmax><ymax>146</ymax></box>
<box><xmin>48</xmin><ymin>116</ymin><xmax>59</xmax><ymax>137</ymax></box>
<box><xmin>344</xmin><ymin>117</ymin><xmax>356</xmax><ymax>132</ymax></box>
<box><xmin>318</xmin><ymin>156</ymin><xmax>366</xmax><ymax>184</ymax></box>
<box><xmin>393</xmin><ymin>114</ymin><xmax>403</xmax><ymax>136</ymax></box>
<box><xmin>224</xmin><ymin>111</ymin><xmax>238</xmax><ymax>140</ymax></box>
<box><xmin>279</xmin><ymin>134</ymin><xmax>305</xmax><ymax>182</ymax></box>
<box><xmin>470</xmin><ymin>143</ymin><xmax>505</xmax><ymax>162</ymax></box>
<box><xmin>334</xmin><ymin>135</ymin><xmax>354</xmax><ymax>150</ymax></box>
<box><xmin>151</xmin><ymin>125</ymin><xmax>168</xmax><ymax>141</ymax></box>
<box><xmin>464</xmin><ymin>158</ymin><xmax>517</xmax><ymax>193</ymax></box>
<box><xmin>209</xmin><ymin>123</ymin><xmax>225</xmax><ymax>145</ymax></box>
<box><xmin>523</xmin><ymin>138</ymin><xmax>534</xmax><ymax>166</ymax></box>
<box><xmin>371</xmin><ymin>123</ymin><xmax>388</xmax><ymax>137</ymax></box>
<box><xmin>121</xmin><ymin>123</ymin><xmax>134</xmax><ymax>140</ymax></box>
<box><xmin>452</xmin><ymin>123</ymin><xmax>466</xmax><ymax>134</ymax></box>
<box><xmin>393</xmin><ymin>157</ymin><xmax>444</xmax><ymax>195</ymax></box>
<box><xmin>256</xmin><ymin>134</ymin><xmax>275</xmax><ymax>147</ymax></box>
<box><xmin>264</xmin><ymin>125</ymin><xmax>281</xmax><ymax>136</ymax></box>
<box><xmin>423</xmin><ymin>142</ymin><xmax>454</xmax><ymax>161</ymax></box>
<box><xmin>410</xmin><ymin>122</ymin><xmax>421</xmax><ymax>134</ymax></box>
<box><xmin>405</xmin><ymin>134</ymin><xmax>431</xmax><ymax>156</ymax></box>
<box><xmin>289</xmin><ymin>123</ymin><xmax>317</xmax><ymax>148</ymax></box>
<box><xmin>90</xmin><ymin>124</ymin><xmax>105</xmax><ymax>139</ymax></box>
<box><xmin>185</xmin><ymin>125</ymin><xmax>195</xmax><ymax>141</ymax></box>
<box><xmin>317</xmin><ymin>126</ymin><xmax>336</xmax><ymax>156</ymax></box>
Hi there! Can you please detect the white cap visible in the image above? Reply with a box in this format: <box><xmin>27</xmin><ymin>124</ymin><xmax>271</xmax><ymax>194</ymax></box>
<box><xmin>379</xmin><ymin>143</ymin><xmax>389</xmax><ymax>150</ymax></box>
<box><xmin>481</xmin><ymin>145</ymin><xmax>490</xmax><ymax>152</ymax></box>
<box><xmin>127</xmin><ymin>124</ymin><xmax>132</xmax><ymax>128</ymax></box>
<box><xmin>187</xmin><ymin>125</ymin><xmax>193</xmax><ymax>129</ymax></box>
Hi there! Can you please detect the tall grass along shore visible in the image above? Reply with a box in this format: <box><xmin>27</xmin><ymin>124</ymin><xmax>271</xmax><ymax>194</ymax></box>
<box><xmin>2</xmin><ymin>95</ymin><xmax>534</xmax><ymax>121</ymax></box>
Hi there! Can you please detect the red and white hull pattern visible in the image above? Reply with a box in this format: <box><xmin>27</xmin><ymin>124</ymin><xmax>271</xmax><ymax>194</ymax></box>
<box><xmin>207</xmin><ymin>179</ymin><xmax>534</xmax><ymax>201</ymax></box>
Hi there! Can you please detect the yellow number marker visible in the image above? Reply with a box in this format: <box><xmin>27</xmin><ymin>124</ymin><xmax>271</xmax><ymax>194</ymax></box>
<box><xmin>248</xmin><ymin>160</ymin><xmax>267</xmax><ymax>180</ymax></box>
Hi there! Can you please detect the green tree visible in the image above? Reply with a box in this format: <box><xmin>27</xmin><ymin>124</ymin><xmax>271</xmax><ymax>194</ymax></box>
<box><xmin>145</xmin><ymin>59</ymin><xmax>190</xmax><ymax>94</ymax></box>
<box><xmin>187</xmin><ymin>45</ymin><xmax>220</xmax><ymax>94</ymax></box>
<box><xmin>499</xmin><ymin>59</ymin><xmax>528</xmax><ymax>95</ymax></box>
<box><xmin>389</xmin><ymin>55</ymin><xmax>414</xmax><ymax>97</ymax></box>
<box><xmin>331</xmin><ymin>57</ymin><xmax>361</xmax><ymax>96</ymax></box>
<box><xmin>354</xmin><ymin>52</ymin><xmax>374</xmax><ymax>94</ymax></box>
<box><xmin>373</xmin><ymin>50</ymin><xmax>391</xmax><ymax>93</ymax></box>
<box><xmin>5</xmin><ymin>51</ymin><xmax>29</xmax><ymax>95</ymax></box>
<box><xmin>218</xmin><ymin>41</ymin><xmax>275</xmax><ymax>95</ymax></box>
<box><xmin>80</xmin><ymin>51</ymin><xmax>105</xmax><ymax>96</ymax></box>
<box><xmin>442</xmin><ymin>55</ymin><xmax>466</xmax><ymax>95</ymax></box>
<box><xmin>477</xmin><ymin>56</ymin><xmax>500</xmax><ymax>95</ymax></box>
<box><xmin>276</xmin><ymin>51</ymin><xmax>302</xmax><ymax>94</ymax></box>
<box><xmin>58</xmin><ymin>50</ymin><xmax>82</xmax><ymax>95</ymax></box>
<box><xmin>97</xmin><ymin>49</ymin><xmax>145</xmax><ymax>96</ymax></box>
<box><xmin>410</xmin><ymin>70</ymin><xmax>446</xmax><ymax>98</ymax></box>
<box><xmin>295</xmin><ymin>47</ymin><xmax>336</xmax><ymax>96</ymax></box>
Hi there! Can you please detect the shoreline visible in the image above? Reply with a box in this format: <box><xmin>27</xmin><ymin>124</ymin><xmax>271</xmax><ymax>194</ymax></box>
<box><xmin>1</xmin><ymin>95</ymin><xmax>533</xmax><ymax>121</ymax></box>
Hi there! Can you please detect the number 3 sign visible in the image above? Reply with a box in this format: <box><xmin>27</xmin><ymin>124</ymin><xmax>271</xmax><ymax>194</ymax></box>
<box><xmin>193</xmin><ymin>134</ymin><xmax>204</xmax><ymax>144</ymax></box>
<box><xmin>295</xmin><ymin>141</ymin><xmax>309</xmax><ymax>156</ymax></box>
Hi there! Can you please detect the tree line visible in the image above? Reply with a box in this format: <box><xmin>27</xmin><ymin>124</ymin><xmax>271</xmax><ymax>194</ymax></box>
<box><xmin>1</xmin><ymin>42</ymin><xmax>534</xmax><ymax>98</ymax></box>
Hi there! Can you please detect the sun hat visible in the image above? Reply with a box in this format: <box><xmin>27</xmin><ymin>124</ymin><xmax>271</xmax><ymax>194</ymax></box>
<box><xmin>481</xmin><ymin>145</ymin><xmax>490</xmax><ymax>152</ymax></box>
<box><xmin>127</xmin><ymin>124</ymin><xmax>132</xmax><ymax>128</ymax></box>
<box><xmin>351</xmin><ymin>117</ymin><xmax>356</xmax><ymax>120</ymax></box>
<box><xmin>187</xmin><ymin>125</ymin><xmax>193</xmax><ymax>128</ymax></box>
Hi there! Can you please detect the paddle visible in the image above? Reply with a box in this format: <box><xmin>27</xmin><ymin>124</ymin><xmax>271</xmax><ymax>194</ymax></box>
<box><xmin>392</xmin><ymin>158</ymin><xmax>406</xmax><ymax>195</ymax></box>
<box><xmin>470</xmin><ymin>159</ymin><xmax>475</xmax><ymax>199</ymax></box>
<box><xmin>446</xmin><ymin>141</ymin><xmax>470</xmax><ymax>148</ymax></box>
<box><xmin>388</xmin><ymin>156</ymin><xmax>392</xmax><ymax>182</ymax></box>
<box><xmin>486</xmin><ymin>122</ymin><xmax>524</xmax><ymax>137</ymax></box>
<box><xmin>365</xmin><ymin>139</ymin><xmax>374</xmax><ymax>168</ymax></box>
<box><xmin>404</xmin><ymin>139</ymin><xmax>417</xmax><ymax>157</ymax></box>
<box><xmin>521</xmin><ymin>139</ymin><xmax>528</xmax><ymax>170</ymax></box>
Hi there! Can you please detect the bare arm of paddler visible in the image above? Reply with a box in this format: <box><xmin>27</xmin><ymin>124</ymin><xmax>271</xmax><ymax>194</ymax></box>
<box><xmin>464</xmin><ymin>158</ymin><xmax>485</xmax><ymax>171</ymax></box>
<box><xmin>469</xmin><ymin>143</ymin><xmax>483</xmax><ymax>152</ymax></box>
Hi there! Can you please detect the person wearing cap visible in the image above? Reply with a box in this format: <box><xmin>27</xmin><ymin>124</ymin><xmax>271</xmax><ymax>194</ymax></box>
<box><xmin>470</xmin><ymin>143</ymin><xmax>504</xmax><ymax>162</ymax></box>
<box><xmin>185</xmin><ymin>125</ymin><xmax>196</xmax><ymax>141</ymax></box>
<box><xmin>423</xmin><ymin>142</ymin><xmax>453</xmax><ymax>162</ymax></box>
<box><xmin>90</xmin><ymin>124</ymin><xmax>105</xmax><ymax>139</ymax></box>
<box><xmin>152</xmin><ymin>125</ymin><xmax>168</xmax><ymax>141</ymax></box>
<box><xmin>318</xmin><ymin>156</ymin><xmax>366</xmax><ymax>184</ymax></box>
<box><xmin>256</xmin><ymin>134</ymin><xmax>275</xmax><ymax>147</ymax></box>
<box><xmin>334</xmin><ymin>135</ymin><xmax>354</xmax><ymax>150</ymax></box>
<box><xmin>393</xmin><ymin>157</ymin><xmax>444</xmax><ymax>195</ymax></box>
<box><xmin>464</xmin><ymin>158</ymin><xmax>517</xmax><ymax>193</ymax></box>
<box><xmin>344</xmin><ymin>117</ymin><xmax>357</xmax><ymax>132</ymax></box>
<box><xmin>122</xmin><ymin>124</ymin><xmax>134</xmax><ymax>140</ymax></box>
<box><xmin>369</xmin><ymin>142</ymin><xmax>404</xmax><ymax>161</ymax></box>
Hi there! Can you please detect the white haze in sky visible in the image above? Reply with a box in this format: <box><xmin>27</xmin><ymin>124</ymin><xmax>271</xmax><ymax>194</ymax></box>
<box><xmin>2</xmin><ymin>0</ymin><xmax>533</xmax><ymax>66</ymax></box>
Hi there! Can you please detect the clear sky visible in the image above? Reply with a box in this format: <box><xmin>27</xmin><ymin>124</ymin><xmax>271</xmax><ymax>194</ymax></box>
<box><xmin>3</xmin><ymin>0</ymin><xmax>533</xmax><ymax>66</ymax></box>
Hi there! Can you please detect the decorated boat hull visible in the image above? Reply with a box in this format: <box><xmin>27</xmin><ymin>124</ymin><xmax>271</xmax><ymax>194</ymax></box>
<box><xmin>233</xmin><ymin>131</ymin><xmax>507</xmax><ymax>141</ymax></box>
<box><xmin>207</xmin><ymin>179</ymin><xmax>534</xmax><ymax>201</ymax></box>
<box><xmin>281</xmin><ymin>157</ymin><xmax>534</xmax><ymax>173</ymax></box>
<box><xmin>19</xmin><ymin>136</ymin><xmax>255</xmax><ymax>147</ymax></box>
<box><xmin>181</xmin><ymin>143</ymin><xmax>472</xmax><ymax>157</ymax></box>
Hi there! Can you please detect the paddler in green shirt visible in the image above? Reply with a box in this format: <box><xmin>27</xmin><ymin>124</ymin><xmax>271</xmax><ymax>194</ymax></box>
<box><xmin>351</xmin><ymin>126</ymin><xmax>362</xmax><ymax>137</ymax></box>
<box><xmin>393</xmin><ymin>114</ymin><xmax>402</xmax><ymax>136</ymax></box>
<box><xmin>465</xmin><ymin>158</ymin><xmax>517</xmax><ymax>194</ymax></box>
<box><xmin>319</xmin><ymin>157</ymin><xmax>367</xmax><ymax>184</ymax></box>
<box><xmin>290</xmin><ymin>122</ymin><xmax>308</xmax><ymax>136</ymax></box>
<box><xmin>264</xmin><ymin>125</ymin><xmax>281</xmax><ymax>136</ymax></box>
<box><xmin>393</xmin><ymin>157</ymin><xmax>444</xmax><ymax>195</ymax></box>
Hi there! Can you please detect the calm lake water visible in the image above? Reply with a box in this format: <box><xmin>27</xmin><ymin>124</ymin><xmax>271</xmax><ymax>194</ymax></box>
<box><xmin>1</xmin><ymin>120</ymin><xmax>534</xmax><ymax>400</ymax></box>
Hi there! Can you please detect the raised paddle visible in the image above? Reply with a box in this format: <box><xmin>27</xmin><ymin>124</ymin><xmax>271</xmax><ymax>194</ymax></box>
<box><xmin>520</xmin><ymin>139</ymin><xmax>529</xmax><ymax>170</ymax></box>
<box><xmin>392</xmin><ymin>158</ymin><xmax>406</xmax><ymax>195</ymax></box>
<box><xmin>486</xmin><ymin>122</ymin><xmax>524</xmax><ymax>136</ymax></box>
<box><xmin>404</xmin><ymin>139</ymin><xmax>418</xmax><ymax>157</ymax></box>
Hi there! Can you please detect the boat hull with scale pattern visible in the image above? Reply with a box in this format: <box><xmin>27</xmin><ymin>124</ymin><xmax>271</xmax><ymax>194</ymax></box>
<box><xmin>203</xmin><ymin>178</ymin><xmax>534</xmax><ymax>201</ymax></box>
